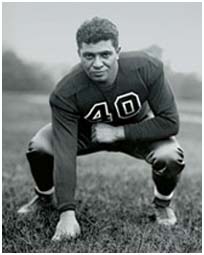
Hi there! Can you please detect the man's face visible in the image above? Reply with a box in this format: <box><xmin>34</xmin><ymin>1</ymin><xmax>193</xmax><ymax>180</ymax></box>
<box><xmin>78</xmin><ymin>40</ymin><xmax>120</xmax><ymax>83</ymax></box>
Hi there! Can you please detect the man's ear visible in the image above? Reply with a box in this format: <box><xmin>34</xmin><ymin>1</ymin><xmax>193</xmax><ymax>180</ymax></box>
<box><xmin>116</xmin><ymin>46</ymin><xmax>121</xmax><ymax>60</ymax></box>
<box><xmin>77</xmin><ymin>48</ymin><xmax>81</xmax><ymax>57</ymax></box>
<box><xmin>117</xmin><ymin>46</ymin><xmax>121</xmax><ymax>54</ymax></box>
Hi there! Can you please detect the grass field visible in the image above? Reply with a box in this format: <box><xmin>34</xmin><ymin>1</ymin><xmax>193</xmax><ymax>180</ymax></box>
<box><xmin>2</xmin><ymin>92</ymin><xmax>202</xmax><ymax>253</ymax></box>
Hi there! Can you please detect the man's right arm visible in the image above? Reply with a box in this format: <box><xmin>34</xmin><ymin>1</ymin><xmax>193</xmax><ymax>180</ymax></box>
<box><xmin>49</xmin><ymin>92</ymin><xmax>79</xmax><ymax>213</ymax></box>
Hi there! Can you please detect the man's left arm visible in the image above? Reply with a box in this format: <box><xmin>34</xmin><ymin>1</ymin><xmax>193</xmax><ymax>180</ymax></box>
<box><xmin>93</xmin><ymin>61</ymin><xmax>179</xmax><ymax>143</ymax></box>
<box><xmin>123</xmin><ymin>61</ymin><xmax>179</xmax><ymax>142</ymax></box>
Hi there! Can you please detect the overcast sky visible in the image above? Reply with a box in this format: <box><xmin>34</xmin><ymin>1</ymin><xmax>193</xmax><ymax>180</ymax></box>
<box><xmin>2</xmin><ymin>2</ymin><xmax>202</xmax><ymax>77</ymax></box>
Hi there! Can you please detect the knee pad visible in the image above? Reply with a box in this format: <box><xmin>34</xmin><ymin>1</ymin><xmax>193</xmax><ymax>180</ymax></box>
<box><xmin>152</xmin><ymin>145</ymin><xmax>185</xmax><ymax>178</ymax></box>
<box><xmin>153</xmin><ymin>159</ymin><xmax>185</xmax><ymax>178</ymax></box>
<box><xmin>27</xmin><ymin>140</ymin><xmax>35</xmax><ymax>153</ymax></box>
<box><xmin>27</xmin><ymin>124</ymin><xmax>53</xmax><ymax>154</ymax></box>
<box><xmin>27</xmin><ymin>136</ymin><xmax>52</xmax><ymax>155</ymax></box>
<box><xmin>27</xmin><ymin>139</ymin><xmax>44</xmax><ymax>153</ymax></box>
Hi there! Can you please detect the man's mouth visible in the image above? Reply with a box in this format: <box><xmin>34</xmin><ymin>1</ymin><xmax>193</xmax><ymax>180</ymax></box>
<box><xmin>92</xmin><ymin>71</ymin><xmax>106</xmax><ymax>76</ymax></box>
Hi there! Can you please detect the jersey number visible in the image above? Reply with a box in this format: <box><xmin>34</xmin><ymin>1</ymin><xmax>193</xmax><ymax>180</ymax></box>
<box><xmin>84</xmin><ymin>92</ymin><xmax>141</xmax><ymax>122</ymax></box>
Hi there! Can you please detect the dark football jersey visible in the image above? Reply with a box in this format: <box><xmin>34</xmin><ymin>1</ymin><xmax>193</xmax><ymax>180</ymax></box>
<box><xmin>49</xmin><ymin>51</ymin><xmax>179</xmax><ymax>212</ymax></box>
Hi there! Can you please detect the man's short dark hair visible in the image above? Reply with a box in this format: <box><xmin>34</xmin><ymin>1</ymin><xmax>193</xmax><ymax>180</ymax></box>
<box><xmin>76</xmin><ymin>17</ymin><xmax>119</xmax><ymax>49</ymax></box>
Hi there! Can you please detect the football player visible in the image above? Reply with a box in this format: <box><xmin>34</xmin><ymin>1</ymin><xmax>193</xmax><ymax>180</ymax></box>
<box><xmin>18</xmin><ymin>17</ymin><xmax>185</xmax><ymax>241</ymax></box>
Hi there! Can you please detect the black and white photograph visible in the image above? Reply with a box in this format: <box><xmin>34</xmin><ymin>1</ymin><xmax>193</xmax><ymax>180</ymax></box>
<box><xmin>2</xmin><ymin>2</ymin><xmax>202</xmax><ymax>253</ymax></box>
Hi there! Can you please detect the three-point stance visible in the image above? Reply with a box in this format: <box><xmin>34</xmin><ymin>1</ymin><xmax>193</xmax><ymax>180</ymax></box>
<box><xmin>18</xmin><ymin>17</ymin><xmax>185</xmax><ymax>241</ymax></box>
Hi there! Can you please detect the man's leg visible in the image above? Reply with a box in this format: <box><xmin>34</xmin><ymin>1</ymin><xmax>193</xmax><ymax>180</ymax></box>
<box><xmin>145</xmin><ymin>137</ymin><xmax>185</xmax><ymax>208</ymax></box>
<box><xmin>27</xmin><ymin>124</ymin><xmax>54</xmax><ymax>192</ymax></box>
<box><xmin>18</xmin><ymin>123</ymin><xmax>55</xmax><ymax>213</ymax></box>
<box><xmin>119</xmin><ymin>137</ymin><xmax>185</xmax><ymax>225</ymax></box>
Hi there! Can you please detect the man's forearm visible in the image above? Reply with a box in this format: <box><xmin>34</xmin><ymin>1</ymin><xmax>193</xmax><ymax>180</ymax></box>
<box><xmin>50</xmin><ymin>98</ymin><xmax>79</xmax><ymax>214</ymax></box>
<box><xmin>124</xmin><ymin>114</ymin><xmax>179</xmax><ymax>142</ymax></box>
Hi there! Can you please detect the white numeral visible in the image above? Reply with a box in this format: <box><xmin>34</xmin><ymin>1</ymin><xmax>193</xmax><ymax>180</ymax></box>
<box><xmin>85</xmin><ymin>92</ymin><xmax>141</xmax><ymax>122</ymax></box>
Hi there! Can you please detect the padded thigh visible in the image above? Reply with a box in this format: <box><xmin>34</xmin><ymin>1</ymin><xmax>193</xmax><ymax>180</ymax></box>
<box><xmin>28</xmin><ymin>123</ymin><xmax>53</xmax><ymax>155</ymax></box>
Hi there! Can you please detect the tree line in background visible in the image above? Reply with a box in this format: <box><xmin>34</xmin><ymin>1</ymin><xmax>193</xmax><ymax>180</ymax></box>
<box><xmin>2</xmin><ymin>50</ymin><xmax>55</xmax><ymax>93</ymax></box>
<box><xmin>2</xmin><ymin>48</ymin><xmax>201</xmax><ymax>101</ymax></box>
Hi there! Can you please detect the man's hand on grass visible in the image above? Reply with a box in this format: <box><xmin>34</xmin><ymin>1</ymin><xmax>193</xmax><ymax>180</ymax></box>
<box><xmin>52</xmin><ymin>210</ymin><xmax>81</xmax><ymax>241</ymax></box>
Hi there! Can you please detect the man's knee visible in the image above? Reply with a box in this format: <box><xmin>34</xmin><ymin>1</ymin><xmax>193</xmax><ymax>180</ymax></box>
<box><xmin>149</xmin><ymin>143</ymin><xmax>185</xmax><ymax>178</ymax></box>
<box><xmin>27</xmin><ymin>124</ymin><xmax>53</xmax><ymax>155</ymax></box>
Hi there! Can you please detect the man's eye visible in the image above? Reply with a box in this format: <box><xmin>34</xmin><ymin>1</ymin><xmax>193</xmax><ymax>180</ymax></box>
<box><xmin>101</xmin><ymin>52</ymin><xmax>111</xmax><ymax>58</ymax></box>
<box><xmin>84</xmin><ymin>54</ymin><xmax>94</xmax><ymax>60</ymax></box>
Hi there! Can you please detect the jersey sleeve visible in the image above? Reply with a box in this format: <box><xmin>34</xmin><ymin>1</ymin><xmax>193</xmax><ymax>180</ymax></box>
<box><xmin>49</xmin><ymin>91</ymin><xmax>80</xmax><ymax>213</ymax></box>
<box><xmin>124</xmin><ymin>59</ymin><xmax>179</xmax><ymax>141</ymax></box>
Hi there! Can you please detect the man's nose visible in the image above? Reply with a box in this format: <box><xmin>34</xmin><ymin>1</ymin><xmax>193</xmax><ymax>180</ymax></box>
<box><xmin>92</xmin><ymin>56</ymin><xmax>103</xmax><ymax>69</ymax></box>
